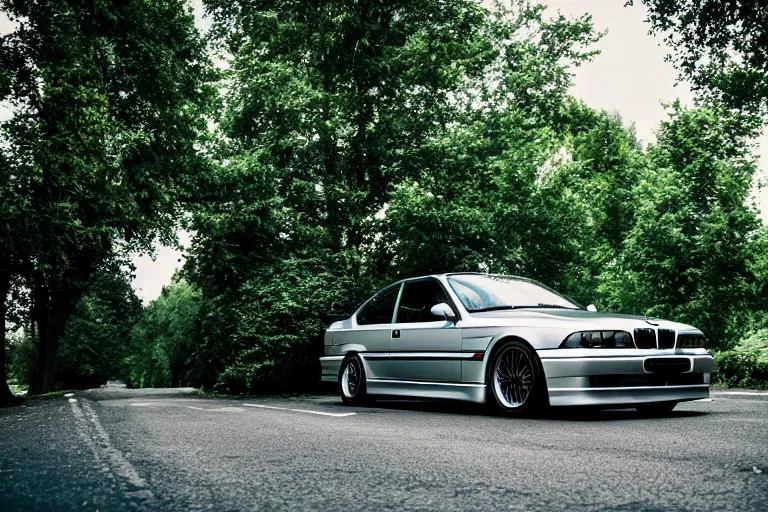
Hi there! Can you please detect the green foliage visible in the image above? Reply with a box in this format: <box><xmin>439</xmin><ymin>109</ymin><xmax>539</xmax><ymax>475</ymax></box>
<box><xmin>126</xmin><ymin>278</ymin><xmax>201</xmax><ymax>388</ymax></box>
<box><xmin>2</xmin><ymin>1</ymin><xmax>765</xmax><ymax>396</ymax></box>
<box><xmin>631</xmin><ymin>0</ymin><xmax>768</xmax><ymax>115</ymax></box>
<box><xmin>596</xmin><ymin>103</ymin><xmax>764</xmax><ymax>349</ymax></box>
<box><xmin>714</xmin><ymin>354</ymin><xmax>768</xmax><ymax>390</ymax></box>
<box><xmin>0</xmin><ymin>0</ymin><xmax>215</xmax><ymax>394</ymax></box>
<box><xmin>211</xmin><ymin>253</ymin><xmax>360</xmax><ymax>395</ymax></box>
<box><xmin>713</xmin><ymin>325</ymin><xmax>768</xmax><ymax>389</ymax></box>
<box><xmin>6</xmin><ymin>266</ymin><xmax>142</xmax><ymax>390</ymax></box>
<box><xmin>56</xmin><ymin>267</ymin><xmax>142</xmax><ymax>389</ymax></box>
<box><xmin>175</xmin><ymin>0</ymin><xmax>602</xmax><ymax>394</ymax></box>
<box><xmin>7</xmin><ymin>333</ymin><xmax>36</xmax><ymax>388</ymax></box>
<box><xmin>737</xmin><ymin>330</ymin><xmax>768</xmax><ymax>361</ymax></box>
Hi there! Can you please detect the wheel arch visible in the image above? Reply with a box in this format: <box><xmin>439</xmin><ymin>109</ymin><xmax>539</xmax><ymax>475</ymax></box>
<box><xmin>482</xmin><ymin>335</ymin><xmax>550</xmax><ymax>406</ymax></box>
<box><xmin>483</xmin><ymin>335</ymin><xmax>536</xmax><ymax>382</ymax></box>
<box><xmin>338</xmin><ymin>350</ymin><xmax>370</xmax><ymax>405</ymax></box>
<box><xmin>338</xmin><ymin>349</ymin><xmax>376</xmax><ymax>383</ymax></box>
<box><xmin>338</xmin><ymin>349</ymin><xmax>362</xmax><ymax>375</ymax></box>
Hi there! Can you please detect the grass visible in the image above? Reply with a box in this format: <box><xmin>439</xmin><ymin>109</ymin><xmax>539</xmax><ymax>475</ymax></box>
<box><xmin>9</xmin><ymin>384</ymin><xmax>28</xmax><ymax>395</ymax></box>
<box><xmin>5</xmin><ymin>384</ymin><xmax>77</xmax><ymax>401</ymax></box>
<box><xmin>23</xmin><ymin>390</ymin><xmax>76</xmax><ymax>401</ymax></box>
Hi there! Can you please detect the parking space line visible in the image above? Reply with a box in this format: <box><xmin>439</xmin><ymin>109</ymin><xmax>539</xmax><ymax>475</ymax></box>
<box><xmin>242</xmin><ymin>403</ymin><xmax>356</xmax><ymax>417</ymax></box>
<box><xmin>713</xmin><ymin>391</ymin><xmax>768</xmax><ymax>396</ymax></box>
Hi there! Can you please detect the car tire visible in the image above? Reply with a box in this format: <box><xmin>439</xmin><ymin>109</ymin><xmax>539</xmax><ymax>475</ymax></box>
<box><xmin>635</xmin><ymin>401</ymin><xmax>677</xmax><ymax>415</ymax></box>
<box><xmin>487</xmin><ymin>340</ymin><xmax>547</xmax><ymax>416</ymax></box>
<box><xmin>339</xmin><ymin>354</ymin><xmax>369</xmax><ymax>406</ymax></box>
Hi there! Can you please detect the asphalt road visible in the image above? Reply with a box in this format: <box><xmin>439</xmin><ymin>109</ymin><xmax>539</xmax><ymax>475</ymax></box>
<box><xmin>1</xmin><ymin>387</ymin><xmax>767</xmax><ymax>511</ymax></box>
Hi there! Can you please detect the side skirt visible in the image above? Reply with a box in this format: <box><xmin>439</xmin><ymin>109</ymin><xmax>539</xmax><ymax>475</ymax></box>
<box><xmin>366</xmin><ymin>379</ymin><xmax>487</xmax><ymax>404</ymax></box>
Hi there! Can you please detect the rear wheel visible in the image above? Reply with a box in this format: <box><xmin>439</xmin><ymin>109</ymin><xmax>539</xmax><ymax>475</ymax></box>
<box><xmin>339</xmin><ymin>354</ymin><xmax>369</xmax><ymax>405</ymax></box>
<box><xmin>488</xmin><ymin>340</ymin><xmax>546</xmax><ymax>416</ymax></box>
<box><xmin>635</xmin><ymin>401</ymin><xmax>677</xmax><ymax>415</ymax></box>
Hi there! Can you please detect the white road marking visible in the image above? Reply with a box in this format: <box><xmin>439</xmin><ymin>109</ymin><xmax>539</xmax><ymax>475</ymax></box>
<box><xmin>243</xmin><ymin>403</ymin><xmax>356</xmax><ymax>417</ymax></box>
<box><xmin>184</xmin><ymin>406</ymin><xmax>245</xmax><ymax>412</ymax></box>
<box><xmin>713</xmin><ymin>391</ymin><xmax>768</xmax><ymax>396</ymax></box>
<box><xmin>64</xmin><ymin>393</ymin><xmax>74</xmax><ymax>398</ymax></box>
<box><xmin>130</xmin><ymin>402</ymin><xmax>244</xmax><ymax>413</ymax></box>
<box><xmin>69</xmin><ymin>398</ymin><xmax>154</xmax><ymax>501</ymax></box>
<box><xmin>127</xmin><ymin>397</ymin><xmax>352</xmax><ymax>416</ymax></box>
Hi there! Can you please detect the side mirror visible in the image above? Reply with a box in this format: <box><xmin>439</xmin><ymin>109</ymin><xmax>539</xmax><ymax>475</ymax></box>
<box><xmin>586</xmin><ymin>304</ymin><xmax>597</xmax><ymax>312</ymax></box>
<box><xmin>430</xmin><ymin>303</ymin><xmax>458</xmax><ymax>323</ymax></box>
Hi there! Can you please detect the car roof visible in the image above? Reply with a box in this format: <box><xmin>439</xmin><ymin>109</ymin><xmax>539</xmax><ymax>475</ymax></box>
<box><xmin>397</xmin><ymin>272</ymin><xmax>530</xmax><ymax>282</ymax></box>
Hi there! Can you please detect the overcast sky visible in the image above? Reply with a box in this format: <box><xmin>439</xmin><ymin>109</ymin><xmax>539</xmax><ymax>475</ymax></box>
<box><xmin>3</xmin><ymin>2</ymin><xmax>767</xmax><ymax>303</ymax></box>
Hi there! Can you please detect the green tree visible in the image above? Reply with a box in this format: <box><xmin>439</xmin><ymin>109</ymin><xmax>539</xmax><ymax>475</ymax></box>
<box><xmin>598</xmin><ymin>102</ymin><xmax>763</xmax><ymax>347</ymax></box>
<box><xmin>537</xmin><ymin>103</ymin><xmax>646</xmax><ymax>305</ymax></box>
<box><xmin>629</xmin><ymin>0</ymin><xmax>768</xmax><ymax>114</ymax></box>
<box><xmin>0</xmin><ymin>104</ymin><xmax>25</xmax><ymax>404</ymax></box>
<box><xmin>377</xmin><ymin>100</ymin><xmax>646</xmax><ymax>309</ymax></box>
<box><xmin>127</xmin><ymin>277</ymin><xmax>201</xmax><ymax>388</ymax></box>
<box><xmin>56</xmin><ymin>264</ymin><xmax>142</xmax><ymax>389</ymax></box>
<box><xmin>0</xmin><ymin>0</ymin><xmax>214</xmax><ymax>398</ymax></box>
<box><xmin>181</xmin><ymin>0</ymin><xmax>599</xmax><ymax>393</ymax></box>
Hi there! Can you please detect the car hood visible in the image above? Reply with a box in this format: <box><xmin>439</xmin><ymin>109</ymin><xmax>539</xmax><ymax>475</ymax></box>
<box><xmin>464</xmin><ymin>308</ymin><xmax>700</xmax><ymax>333</ymax></box>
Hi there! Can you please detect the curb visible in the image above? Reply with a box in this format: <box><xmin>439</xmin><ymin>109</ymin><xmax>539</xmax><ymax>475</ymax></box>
<box><xmin>711</xmin><ymin>391</ymin><xmax>768</xmax><ymax>401</ymax></box>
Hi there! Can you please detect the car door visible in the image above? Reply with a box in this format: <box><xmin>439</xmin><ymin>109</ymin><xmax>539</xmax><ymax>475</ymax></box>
<box><xmin>344</xmin><ymin>283</ymin><xmax>401</xmax><ymax>379</ymax></box>
<box><xmin>390</xmin><ymin>278</ymin><xmax>462</xmax><ymax>382</ymax></box>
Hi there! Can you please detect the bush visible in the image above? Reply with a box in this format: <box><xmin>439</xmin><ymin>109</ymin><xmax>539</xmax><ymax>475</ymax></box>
<box><xmin>209</xmin><ymin>256</ymin><xmax>358</xmax><ymax>395</ymax></box>
<box><xmin>8</xmin><ymin>333</ymin><xmax>36</xmax><ymax>387</ymax></box>
<box><xmin>213</xmin><ymin>332</ymin><xmax>325</xmax><ymax>395</ymax></box>
<box><xmin>712</xmin><ymin>330</ymin><xmax>768</xmax><ymax>388</ymax></box>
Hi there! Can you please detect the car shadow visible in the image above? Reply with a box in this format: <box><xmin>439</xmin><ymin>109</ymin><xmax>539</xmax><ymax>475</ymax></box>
<box><xmin>332</xmin><ymin>398</ymin><xmax>708</xmax><ymax>421</ymax></box>
<box><xmin>355</xmin><ymin>398</ymin><xmax>491</xmax><ymax>416</ymax></box>
<box><xmin>543</xmin><ymin>407</ymin><xmax>707</xmax><ymax>421</ymax></box>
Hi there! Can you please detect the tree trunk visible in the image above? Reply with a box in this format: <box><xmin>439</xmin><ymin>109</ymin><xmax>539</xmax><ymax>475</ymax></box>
<box><xmin>27</xmin><ymin>281</ymin><xmax>60</xmax><ymax>395</ymax></box>
<box><xmin>0</xmin><ymin>273</ymin><xmax>21</xmax><ymax>406</ymax></box>
<box><xmin>32</xmin><ymin>322</ymin><xmax>60</xmax><ymax>395</ymax></box>
<box><xmin>27</xmin><ymin>275</ymin><xmax>82</xmax><ymax>395</ymax></box>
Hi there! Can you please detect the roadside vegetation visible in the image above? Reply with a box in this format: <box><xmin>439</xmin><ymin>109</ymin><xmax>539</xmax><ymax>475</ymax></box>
<box><xmin>713</xmin><ymin>331</ymin><xmax>768</xmax><ymax>390</ymax></box>
<box><xmin>3</xmin><ymin>0</ymin><xmax>768</xmax><ymax>403</ymax></box>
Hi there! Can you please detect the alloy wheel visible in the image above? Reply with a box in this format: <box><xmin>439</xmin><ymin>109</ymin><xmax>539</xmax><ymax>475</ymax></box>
<box><xmin>341</xmin><ymin>358</ymin><xmax>361</xmax><ymax>399</ymax></box>
<box><xmin>492</xmin><ymin>345</ymin><xmax>534</xmax><ymax>408</ymax></box>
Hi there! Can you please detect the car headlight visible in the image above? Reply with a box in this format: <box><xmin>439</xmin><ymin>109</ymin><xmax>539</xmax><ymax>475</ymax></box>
<box><xmin>677</xmin><ymin>333</ymin><xmax>707</xmax><ymax>349</ymax></box>
<box><xmin>560</xmin><ymin>330</ymin><xmax>634</xmax><ymax>349</ymax></box>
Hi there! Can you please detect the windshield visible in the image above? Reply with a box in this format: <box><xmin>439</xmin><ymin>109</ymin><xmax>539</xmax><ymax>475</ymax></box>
<box><xmin>446</xmin><ymin>274</ymin><xmax>581</xmax><ymax>312</ymax></box>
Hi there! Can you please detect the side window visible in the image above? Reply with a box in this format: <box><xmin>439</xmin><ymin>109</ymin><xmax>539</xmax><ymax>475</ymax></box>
<box><xmin>396</xmin><ymin>279</ymin><xmax>451</xmax><ymax>323</ymax></box>
<box><xmin>357</xmin><ymin>284</ymin><xmax>401</xmax><ymax>325</ymax></box>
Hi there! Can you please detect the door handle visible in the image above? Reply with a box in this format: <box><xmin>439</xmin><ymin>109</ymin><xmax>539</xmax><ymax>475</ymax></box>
<box><xmin>392</xmin><ymin>329</ymin><xmax>400</xmax><ymax>339</ymax></box>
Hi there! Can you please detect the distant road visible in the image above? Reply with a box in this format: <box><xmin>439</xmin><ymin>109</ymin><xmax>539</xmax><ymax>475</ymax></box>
<box><xmin>1</xmin><ymin>387</ymin><xmax>767</xmax><ymax>511</ymax></box>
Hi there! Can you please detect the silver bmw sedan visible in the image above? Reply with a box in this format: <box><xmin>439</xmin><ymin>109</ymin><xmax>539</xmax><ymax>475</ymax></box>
<box><xmin>320</xmin><ymin>273</ymin><xmax>715</xmax><ymax>415</ymax></box>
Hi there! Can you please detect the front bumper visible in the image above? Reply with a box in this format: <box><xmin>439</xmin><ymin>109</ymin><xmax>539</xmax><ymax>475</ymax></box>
<box><xmin>540</xmin><ymin>351</ymin><xmax>715</xmax><ymax>407</ymax></box>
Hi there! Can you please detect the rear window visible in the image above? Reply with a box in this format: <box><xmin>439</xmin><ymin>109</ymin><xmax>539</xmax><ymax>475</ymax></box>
<box><xmin>357</xmin><ymin>284</ymin><xmax>401</xmax><ymax>325</ymax></box>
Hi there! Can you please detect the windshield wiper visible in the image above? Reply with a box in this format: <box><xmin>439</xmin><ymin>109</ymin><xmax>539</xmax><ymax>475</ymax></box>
<box><xmin>524</xmin><ymin>304</ymin><xmax>581</xmax><ymax>310</ymax></box>
<box><xmin>468</xmin><ymin>305</ymin><xmax>519</xmax><ymax>313</ymax></box>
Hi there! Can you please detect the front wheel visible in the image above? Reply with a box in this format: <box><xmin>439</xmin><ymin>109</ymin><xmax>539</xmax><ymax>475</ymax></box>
<box><xmin>488</xmin><ymin>340</ymin><xmax>546</xmax><ymax>416</ymax></box>
<box><xmin>339</xmin><ymin>354</ymin><xmax>369</xmax><ymax>405</ymax></box>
